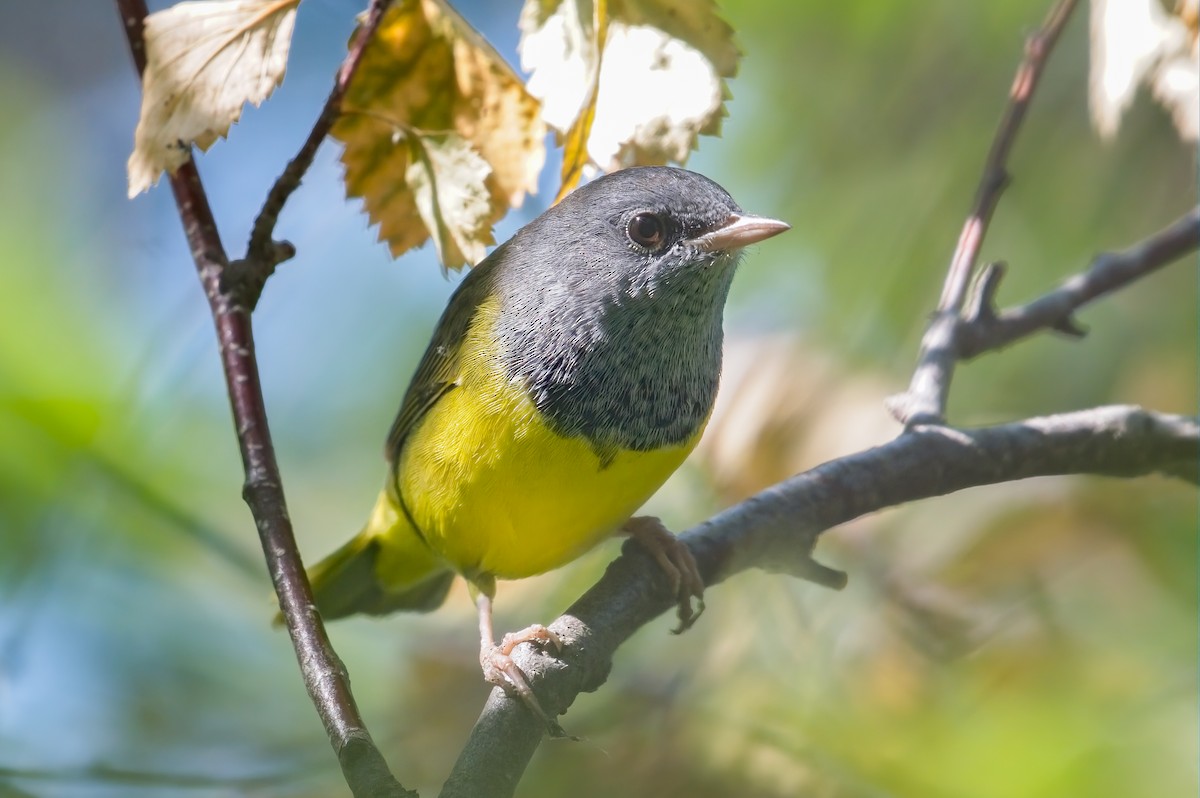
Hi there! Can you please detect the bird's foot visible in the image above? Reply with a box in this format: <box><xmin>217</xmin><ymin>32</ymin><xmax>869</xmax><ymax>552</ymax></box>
<box><xmin>622</xmin><ymin>515</ymin><xmax>706</xmax><ymax>633</ymax></box>
<box><xmin>480</xmin><ymin>624</ymin><xmax>570</xmax><ymax>738</ymax></box>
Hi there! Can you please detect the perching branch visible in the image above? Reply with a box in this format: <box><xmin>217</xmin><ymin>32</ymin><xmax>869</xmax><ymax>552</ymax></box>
<box><xmin>115</xmin><ymin>2</ymin><xmax>409</xmax><ymax>795</ymax></box>
<box><xmin>441</xmin><ymin>1</ymin><xmax>1191</xmax><ymax>791</ymax></box>
<box><xmin>959</xmin><ymin>206</ymin><xmax>1200</xmax><ymax>358</ymax></box>
<box><xmin>233</xmin><ymin>0</ymin><xmax>395</xmax><ymax>309</ymax></box>
<box><xmin>888</xmin><ymin>0</ymin><xmax>1080</xmax><ymax>425</ymax></box>
<box><xmin>442</xmin><ymin>405</ymin><xmax>1199</xmax><ymax>798</ymax></box>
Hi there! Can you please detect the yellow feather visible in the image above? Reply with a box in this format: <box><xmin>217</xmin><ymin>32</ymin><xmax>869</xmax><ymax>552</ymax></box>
<box><xmin>393</xmin><ymin>296</ymin><xmax>702</xmax><ymax>581</ymax></box>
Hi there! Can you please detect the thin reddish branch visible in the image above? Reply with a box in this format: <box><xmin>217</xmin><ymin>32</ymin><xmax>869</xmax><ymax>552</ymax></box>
<box><xmin>889</xmin><ymin>0</ymin><xmax>1080</xmax><ymax>425</ymax></box>
<box><xmin>116</xmin><ymin>2</ymin><xmax>409</xmax><ymax>795</ymax></box>
<box><xmin>242</xmin><ymin>0</ymin><xmax>394</xmax><ymax>294</ymax></box>
<box><xmin>959</xmin><ymin>206</ymin><xmax>1200</xmax><ymax>358</ymax></box>
<box><xmin>938</xmin><ymin>0</ymin><xmax>1078</xmax><ymax>312</ymax></box>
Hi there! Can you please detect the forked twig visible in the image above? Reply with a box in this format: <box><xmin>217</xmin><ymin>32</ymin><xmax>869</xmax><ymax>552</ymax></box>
<box><xmin>888</xmin><ymin>0</ymin><xmax>1080</xmax><ymax>425</ymax></box>
<box><xmin>234</xmin><ymin>0</ymin><xmax>395</xmax><ymax>309</ymax></box>
<box><xmin>115</xmin><ymin>1</ymin><xmax>410</xmax><ymax>794</ymax></box>
<box><xmin>959</xmin><ymin>207</ymin><xmax>1200</xmax><ymax>357</ymax></box>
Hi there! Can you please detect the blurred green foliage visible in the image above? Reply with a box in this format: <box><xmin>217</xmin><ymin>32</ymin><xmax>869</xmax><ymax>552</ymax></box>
<box><xmin>0</xmin><ymin>1</ymin><xmax>1195</xmax><ymax>796</ymax></box>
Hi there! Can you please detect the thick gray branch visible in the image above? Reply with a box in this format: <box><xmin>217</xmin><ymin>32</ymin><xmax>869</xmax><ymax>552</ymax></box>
<box><xmin>440</xmin><ymin>405</ymin><xmax>1198</xmax><ymax>798</ymax></box>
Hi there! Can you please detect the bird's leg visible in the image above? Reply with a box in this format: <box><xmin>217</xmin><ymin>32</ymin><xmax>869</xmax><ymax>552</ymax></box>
<box><xmin>474</xmin><ymin>578</ymin><xmax>566</xmax><ymax>736</ymax></box>
<box><xmin>621</xmin><ymin>515</ymin><xmax>706</xmax><ymax>633</ymax></box>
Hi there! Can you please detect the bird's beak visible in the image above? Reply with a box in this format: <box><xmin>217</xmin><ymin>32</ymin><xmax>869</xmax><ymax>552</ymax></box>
<box><xmin>687</xmin><ymin>214</ymin><xmax>791</xmax><ymax>252</ymax></box>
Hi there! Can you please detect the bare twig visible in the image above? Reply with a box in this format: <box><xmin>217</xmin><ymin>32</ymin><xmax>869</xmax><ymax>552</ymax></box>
<box><xmin>115</xmin><ymin>2</ymin><xmax>409</xmax><ymax>795</ymax></box>
<box><xmin>959</xmin><ymin>206</ymin><xmax>1200</xmax><ymax>357</ymax></box>
<box><xmin>888</xmin><ymin>0</ymin><xmax>1080</xmax><ymax>425</ymax></box>
<box><xmin>236</xmin><ymin>0</ymin><xmax>395</xmax><ymax>308</ymax></box>
<box><xmin>442</xmin><ymin>405</ymin><xmax>1198</xmax><ymax>798</ymax></box>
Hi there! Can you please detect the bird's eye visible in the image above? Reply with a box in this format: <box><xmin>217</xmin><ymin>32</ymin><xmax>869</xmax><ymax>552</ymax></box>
<box><xmin>627</xmin><ymin>212</ymin><xmax>666</xmax><ymax>250</ymax></box>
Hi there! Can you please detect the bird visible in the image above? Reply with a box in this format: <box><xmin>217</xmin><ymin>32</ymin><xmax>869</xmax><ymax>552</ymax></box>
<box><xmin>304</xmin><ymin>166</ymin><xmax>789</xmax><ymax>730</ymax></box>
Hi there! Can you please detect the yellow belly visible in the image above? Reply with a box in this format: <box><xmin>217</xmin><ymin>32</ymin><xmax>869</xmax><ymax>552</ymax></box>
<box><xmin>397</xmin><ymin>375</ymin><xmax>699</xmax><ymax>580</ymax></box>
<box><xmin>394</xmin><ymin>298</ymin><xmax>702</xmax><ymax>580</ymax></box>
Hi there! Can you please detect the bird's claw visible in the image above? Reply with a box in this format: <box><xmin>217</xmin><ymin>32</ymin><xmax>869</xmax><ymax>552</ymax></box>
<box><xmin>623</xmin><ymin>515</ymin><xmax>706</xmax><ymax>633</ymax></box>
<box><xmin>481</xmin><ymin>624</ymin><xmax>572</xmax><ymax>738</ymax></box>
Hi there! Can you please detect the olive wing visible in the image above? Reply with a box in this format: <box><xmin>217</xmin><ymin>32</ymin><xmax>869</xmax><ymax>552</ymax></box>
<box><xmin>384</xmin><ymin>258</ymin><xmax>499</xmax><ymax>465</ymax></box>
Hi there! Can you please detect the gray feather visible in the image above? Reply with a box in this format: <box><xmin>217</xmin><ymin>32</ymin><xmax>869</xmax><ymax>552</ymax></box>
<box><xmin>489</xmin><ymin>167</ymin><xmax>745</xmax><ymax>452</ymax></box>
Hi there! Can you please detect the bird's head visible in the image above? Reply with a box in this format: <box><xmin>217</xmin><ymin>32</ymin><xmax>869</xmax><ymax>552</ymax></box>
<box><xmin>514</xmin><ymin>166</ymin><xmax>789</xmax><ymax>299</ymax></box>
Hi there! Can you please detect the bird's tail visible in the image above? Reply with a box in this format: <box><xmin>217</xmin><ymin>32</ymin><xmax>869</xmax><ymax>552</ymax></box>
<box><xmin>296</xmin><ymin>489</ymin><xmax>454</xmax><ymax>622</ymax></box>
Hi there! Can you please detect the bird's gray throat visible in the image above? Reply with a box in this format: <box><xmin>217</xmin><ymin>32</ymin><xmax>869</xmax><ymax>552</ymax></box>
<box><xmin>500</xmin><ymin>265</ymin><xmax>736</xmax><ymax>456</ymax></box>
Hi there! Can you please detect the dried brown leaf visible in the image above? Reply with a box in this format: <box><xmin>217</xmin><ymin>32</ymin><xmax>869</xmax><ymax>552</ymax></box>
<box><xmin>127</xmin><ymin>0</ymin><xmax>298</xmax><ymax>197</ymax></box>
<box><xmin>519</xmin><ymin>0</ymin><xmax>738</xmax><ymax>193</ymax></box>
<box><xmin>1089</xmin><ymin>0</ymin><xmax>1198</xmax><ymax>141</ymax></box>
<box><xmin>554</xmin><ymin>0</ymin><xmax>607</xmax><ymax>201</ymax></box>
<box><xmin>335</xmin><ymin>0</ymin><xmax>546</xmax><ymax>268</ymax></box>
<box><xmin>407</xmin><ymin>133</ymin><xmax>494</xmax><ymax>267</ymax></box>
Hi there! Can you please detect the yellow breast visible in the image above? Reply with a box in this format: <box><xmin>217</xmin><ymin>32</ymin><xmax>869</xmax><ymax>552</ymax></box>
<box><xmin>394</xmin><ymin>299</ymin><xmax>703</xmax><ymax>580</ymax></box>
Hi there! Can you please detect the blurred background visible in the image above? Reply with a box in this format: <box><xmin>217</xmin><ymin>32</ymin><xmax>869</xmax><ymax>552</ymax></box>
<box><xmin>0</xmin><ymin>1</ymin><xmax>1195</xmax><ymax>796</ymax></box>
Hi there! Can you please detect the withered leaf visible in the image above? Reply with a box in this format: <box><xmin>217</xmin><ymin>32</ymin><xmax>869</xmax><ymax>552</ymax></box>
<box><xmin>1089</xmin><ymin>0</ymin><xmax>1198</xmax><ymax>142</ymax></box>
<box><xmin>406</xmin><ymin>132</ymin><xmax>494</xmax><ymax>268</ymax></box>
<box><xmin>519</xmin><ymin>0</ymin><xmax>738</xmax><ymax>198</ymax></box>
<box><xmin>127</xmin><ymin>0</ymin><xmax>299</xmax><ymax>197</ymax></box>
<box><xmin>335</xmin><ymin>0</ymin><xmax>546</xmax><ymax>269</ymax></box>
